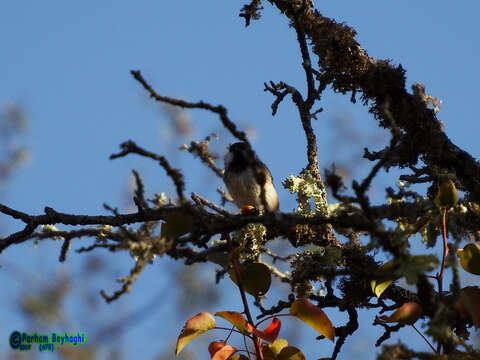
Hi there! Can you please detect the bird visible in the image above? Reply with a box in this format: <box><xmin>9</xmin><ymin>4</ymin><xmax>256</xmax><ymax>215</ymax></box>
<box><xmin>223</xmin><ymin>142</ymin><xmax>279</xmax><ymax>214</ymax></box>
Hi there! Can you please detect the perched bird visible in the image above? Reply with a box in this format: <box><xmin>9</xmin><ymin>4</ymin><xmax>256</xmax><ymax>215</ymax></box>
<box><xmin>223</xmin><ymin>142</ymin><xmax>279</xmax><ymax>214</ymax></box>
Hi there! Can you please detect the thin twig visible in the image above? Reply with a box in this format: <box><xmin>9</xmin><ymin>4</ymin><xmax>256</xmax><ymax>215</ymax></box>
<box><xmin>58</xmin><ymin>238</ymin><xmax>72</xmax><ymax>262</ymax></box>
<box><xmin>411</xmin><ymin>324</ymin><xmax>437</xmax><ymax>354</ymax></box>
<box><xmin>110</xmin><ymin>140</ymin><xmax>185</xmax><ymax>202</ymax></box>
<box><xmin>130</xmin><ymin>70</ymin><xmax>247</xmax><ymax>142</ymax></box>
<box><xmin>293</xmin><ymin>8</ymin><xmax>317</xmax><ymax>107</ymax></box>
<box><xmin>132</xmin><ymin>169</ymin><xmax>148</xmax><ymax>212</ymax></box>
<box><xmin>182</xmin><ymin>134</ymin><xmax>223</xmax><ymax>178</ymax></box>
<box><xmin>191</xmin><ymin>192</ymin><xmax>231</xmax><ymax>217</ymax></box>
<box><xmin>239</xmin><ymin>0</ymin><xmax>263</xmax><ymax>27</ymax></box>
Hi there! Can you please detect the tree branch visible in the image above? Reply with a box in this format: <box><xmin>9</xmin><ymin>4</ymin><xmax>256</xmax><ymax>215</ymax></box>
<box><xmin>110</xmin><ymin>140</ymin><xmax>185</xmax><ymax>202</ymax></box>
<box><xmin>130</xmin><ymin>70</ymin><xmax>248</xmax><ymax>143</ymax></box>
<box><xmin>266</xmin><ymin>0</ymin><xmax>480</xmax><ymax>202</ymax></box>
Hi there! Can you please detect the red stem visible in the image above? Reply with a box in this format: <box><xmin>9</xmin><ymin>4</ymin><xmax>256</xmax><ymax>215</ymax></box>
<box><xmin>436</xmin><ymin>207</ymin><xmax>448</xmax><ymax>296</ymax></box>
<box><xmin>434</xmin><ymin>207</ymin><xmax>448</xmax><ymax>354</ymax></box>
<box><xmin>223</xmin><ymin>232</ymin><xmax>263</xmax><ymax>360</ymax></box>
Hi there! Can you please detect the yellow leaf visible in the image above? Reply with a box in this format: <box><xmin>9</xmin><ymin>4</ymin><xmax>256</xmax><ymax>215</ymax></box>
<box><xmin>263</xmin><ymin>338</ymin><xmax>288</xmax><ymax>358</ymax></box>
<box><xmin>371</xmin><ymin>279</ymin><xmax>394</xmax><ymax>298</ymax></box>
<box><xmin>457</xmin><ymin>243</ymin><xmax>480</xmax><ymax>275</ymax></box>
<box><xmin>175</xmin><ymin>312</ymin><xmax>216</xmax><ymax>356</ymax></box>
<box><xmin>379</xmin><ymin>302</ymin><xmax>422</xmax><ymax>325</ymax></box>
<box><xmin>290</xmin><ymin>299</ymin><xmax>335</xmax><ymax>342</ymax></box>
<box><xmin>215</xmin><ymin>311</ymin><xmax>248</xmax><ymax>333</ymax></box>
<box><xmin>370</xmin><ymin>260</ymin><xmax>396</xmax><ymax>298</ymax></box>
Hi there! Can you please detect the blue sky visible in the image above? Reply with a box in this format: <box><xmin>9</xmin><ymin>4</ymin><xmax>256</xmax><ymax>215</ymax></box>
<box><xmin>1</xmin><ymin>1</ymin><xmax>479</xmax><ymax>359</ymax></box>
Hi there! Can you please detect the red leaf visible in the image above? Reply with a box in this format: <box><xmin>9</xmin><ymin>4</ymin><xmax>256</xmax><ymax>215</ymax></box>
<box><xmin>247</xmin><ymin>318</ymin><xmax>281</xmax><ymax>343</ymax></box>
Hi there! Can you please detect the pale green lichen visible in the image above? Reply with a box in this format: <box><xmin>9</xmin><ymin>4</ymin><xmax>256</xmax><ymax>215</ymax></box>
<box><xmin>41</xmin><ymin>225</ymin><xmax>64</xmax><ymax>240</ymax></box>
<box><xmin>233</xmin><ymin>223</ymin><xmax>267</xmax><ymax>261</ymax></box>
<box><xmin>97</xmin><ymin>225</ymin><xmax>113</xmax><ymax>240</ymax></box>
<box><xmin>283</xmin><ymin>173</ymin><xmax>329</xmax><ymax>216</ymax></box>
<box><xmin>150</xmin><ymin>192</ymin><xmax>168</xmax><ymax>208</ymax></box>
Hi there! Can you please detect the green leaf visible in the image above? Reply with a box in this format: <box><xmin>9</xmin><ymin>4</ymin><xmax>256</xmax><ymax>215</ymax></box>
<box><xmin>290</xmin><ymin>298</ymin><xmax>334</xmax><ymax>342</ymax></box>
<box><xmin>206</xmin><ymin>251</ymin><xmax>230</xmax><ymax>269</ymax></box>
<box><xmin>175</xmin><ymin>312</ymin><xmax>216</xmax><ymax>356</ymax></box>
<box><xmin>215</xmin><ymin>311</ymin><xmax>248</xmax><ymax>333</ymax></box>
<box><xmin>161</xmin><ymin>212</ymin><xmax>195</xmax><ymax>240</ymax></box>
<box><xmin>434</xmin><ymin>179</ymin><xmax>458</xmax><ymax>209</ymax></box>
<box><xmin>277</xmin><ymin>346</ymin><xmax>306</xmax><ymax>360</ymax></box>
<box><xmin>457</xmin><ymin>243</ymin><xmax>480</xmax><ymax>275</ymax></box>
<box><xmin>229</xmin><ymin>262</ymin><xmax>271</xmax><ymax>297</ymax></box>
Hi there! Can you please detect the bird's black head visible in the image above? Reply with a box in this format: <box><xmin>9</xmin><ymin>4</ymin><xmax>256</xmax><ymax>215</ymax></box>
<box><xmin>225</xmin><ymin>142</ymin><xmax>254</xmax><ymax>173</ymax></box>
<box><xmin>228</xmin><ymin>142</ymin><xmax>250</xmax><ymax>154</ymax></box>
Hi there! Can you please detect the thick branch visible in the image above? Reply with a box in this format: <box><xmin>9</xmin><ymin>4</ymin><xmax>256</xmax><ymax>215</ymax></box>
<box><xmin>267</xmin><ymin>0</ymin><xmax>480</xmax><ymax>201</ymax></box>
<box><xmin>0</xmin><ymin>199</ymin><xmax>429</xmax><ymax>253</ymax></box>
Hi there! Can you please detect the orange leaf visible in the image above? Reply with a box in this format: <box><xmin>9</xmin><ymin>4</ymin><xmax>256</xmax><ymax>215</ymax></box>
<box><xmin>175</xmin><ymin>312</ymin><xmax>216</xmax><ymax>355</ymax></box>
<box><xmin>208</xmin><ymin>342</ymin><xmax>237</xmax><ymax>360</ymax></box>
<box><xmin>290</xmin><ymin>299</ymin><xmax>335</xmax><ymax>342</ymax></box>
<box><xmin>379</xmin><ymin>302</ymin><xmax>422</xmax><ymax>325</ymax></box>
<box><xmin>215</xmin><ymin>311</ymin><xmax>249</xmax><ymax>333</ymax></box>
<box><xmin>457</xmin><ymin>243</ymin><xmax>480</xmax><ymax>275</ymax></box>
<box><xmin>247</xmin><ymin>318</ymin><xmax>281</xmax><ymax>343</ymax></box>
<box><xmin>209</xmin><ymin>341</ymin><xmax>226</xmax><ymax>357</ymax></box>
<box><xmin>455</xmin><ymin>286</ymin><xmax>480</xmax><ymax>328</ymax></box>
